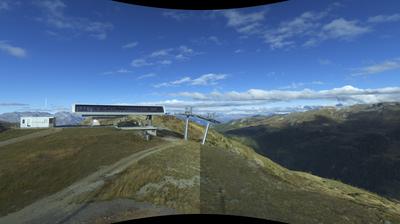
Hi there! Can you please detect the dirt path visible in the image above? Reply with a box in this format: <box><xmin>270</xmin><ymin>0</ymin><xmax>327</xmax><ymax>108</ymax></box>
<box><xmin>0</xmin><ymin>128</ymin><xmax>62</xmax><ymax>148</ymax></box>
<box><xmin>0</xmin><ymin>140</ymin><xmax>183</xmax><ymax>224</ymax></box>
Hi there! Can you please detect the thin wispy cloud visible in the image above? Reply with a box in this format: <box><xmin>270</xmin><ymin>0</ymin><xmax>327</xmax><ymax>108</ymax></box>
<box><xmin>149</xmin><ymin>48</ymin><xmax>173</xmax><ymax>57</ymax></box>
<box><xmin>264</xmin><ymin>12</ymin><xmax>370</xmax><ymax>49</ymax></box>
<box><xmin>122</xmin><ymin>42</ymin><xmax>138</xmax><ymax>49</ymax></box>
<box><xmin>222</xmin><ymin>10</ymin><xmax>265</xmax><ymax>27</ymax></box>
<box><xmin>208</xmin><ymin>36</ymin><xmax>221</xmax><ymax>45</ymax></box>
<box><xmin>368</xmin><ymin>13</ymin><xmax>400</xmax><ymax>23</ymax></box>
<box><xmin>0</xmin><ymin>0</ymin><xmax>19</xmax><ymax>11</ymax></box>
<box><xmin>34</xmin><ymin>0</ymin><xmax>113</xmax><ymax>40</ymax></box>
<box><xmin>264</xmin><ymin>11</ymin><xmax>325</xmax><ymax>49</ymax></box>
<box><xmin>351</xmin><ymin>58</ymin><xmax>400</xmax><ymax>76</ymax></box>
<box><xmin>131</xmin><ymin>45</ymin><xmax>199</xmax><ymax>67</ymax></box>
<box><xmin>0</xmin><ymin>0</ymin><xmax>10</xmax><ymax>10</ymax></box>
<box><xmin>131</xmin><ymin>59</ymin><xmax>153</xmax><ymax>67</ymax></box>
<box><xmin>221</xmin><ymin>9</ymin><xmax>266</xmax><ymax>35</ymax></box>
<box><xmin>216</xmin><ymin>4</ymin><xmax>394</xmax><ymax>50</ymax></box>
<box><xmin>102</xmin><ymin>68</ymin><xmax>133</xmax><ymax>75</ymax></box>
<box><xmin>191</xmin><ymin>36</ymin><xmax>223</xmax><ymax>46</ymax></box>
<box><xmin>234</xmin><ymin>49</ymin><xmax>244</xmax><ymax>53</ymax></box>
<box><xmin>159</xmin><ymin>60</ymin><xmax>172</xmax><ymax>65</ymax></box>
<box><xmin>137</xmin><ymin>73</ymin><xmax>157</xmax><ymax>80</ymax></box>
<box><xmin>0</xmin><ymin>102</ymin><xmax>29</xmax><ymax>107</ymax></box>
<box><xmin>154</xmin><ymin>73</ymin><xmax>227</xmax><ymax>88</ymax></box>
<box><xmin>162</xmin><ymin>11</ymin><xmax>190</xmax><ymax>21</ymax></box>
<box><xmin>279</xmin><ymin>81</ymin><xmax>324</xmax><ymax>90</ymax></box>
<box><xmin>318</xmin><ymin>58</ymin><xmax>332</xmax><ymax>65</ymax></box>
<box><xmin>319</xmin><ymin>18</ymin><xmax>370</xmax><ymax>40</ymax></box>
<box><xmin>0</xmin><ymin>41</ymin><xmax>27</xmax><ymax>58</ymax></box>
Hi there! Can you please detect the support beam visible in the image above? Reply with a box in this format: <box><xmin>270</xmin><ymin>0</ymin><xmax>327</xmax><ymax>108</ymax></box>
<box><xmin>146</xmin><ymin>115</ymin><xmax>153</xmax><ymax>126</ymax></box>
<box><xmin>184</xmin><ymin>116</ymin><xmax>189</xmax><ymax>140</ymax></box>
<box><xmin>202</xmin><ymin>122</ymin><xmax>210</xmax><ymax>145</ymax></box>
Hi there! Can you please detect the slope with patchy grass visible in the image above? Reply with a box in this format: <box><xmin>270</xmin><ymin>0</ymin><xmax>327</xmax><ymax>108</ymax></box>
<box><xmin>0</xmin><ymin>128</ymin><xmax>43</xmax><ymax>142</ymax></box>
<box><xmin>82</xmin><ymin>116</ymin><xmax>400</xmax><ymax>224</ymax></box>
<box><xmin>221</xmin><ymin>102</ymin><xmax>400</xmax><ymax>200</ymax></box>
<box><xmin>2</xmin><ymin>115</ymin><xmax>400</xmax><ymax>223</ymax></box>
<box><xmin>0</xmin><ymin>127</ymin><xmax>164</xmax><ymax>216</ymax></box>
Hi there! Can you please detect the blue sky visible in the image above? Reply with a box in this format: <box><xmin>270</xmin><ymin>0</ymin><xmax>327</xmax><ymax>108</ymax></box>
<box><xmin>1</xmin><ymin>0</ymin><xmax>400</xmax><ymax>115</ymax></box>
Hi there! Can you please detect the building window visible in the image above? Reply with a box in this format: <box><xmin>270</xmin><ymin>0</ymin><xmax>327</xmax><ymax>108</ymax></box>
<box><xmin>22</xmin><ymin>119</ymin><xmax>25</xmax><ymax>124</ymax></box>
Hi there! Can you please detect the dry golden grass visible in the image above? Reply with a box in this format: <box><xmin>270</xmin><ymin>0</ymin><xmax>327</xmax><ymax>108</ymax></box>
<box><xmin>92</xmin><ymin>140</ymin><xmax>200</xmax><ymax>213</ymax></box>
<box><xmin>0</xmin><ymin>128</ymin><xmax>42</xmax><ymax>142</ymax></box>
<box><xmin>0</xmin><ymin>127</ymin><xmax>164</xmax><ymax>215</ymax></box>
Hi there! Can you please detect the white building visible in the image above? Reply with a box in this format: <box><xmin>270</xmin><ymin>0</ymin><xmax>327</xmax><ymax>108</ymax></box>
<box><xmin>20</xmin><ymin>117</ymin><xmax>55</xmax><ymax>128</ymax></box>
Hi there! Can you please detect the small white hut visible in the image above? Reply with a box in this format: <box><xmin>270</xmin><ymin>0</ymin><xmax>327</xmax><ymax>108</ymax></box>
<box><xmin>20</xmin><ymin>117</ymin><xmax>55</xmax><ymax>128</ymax></box>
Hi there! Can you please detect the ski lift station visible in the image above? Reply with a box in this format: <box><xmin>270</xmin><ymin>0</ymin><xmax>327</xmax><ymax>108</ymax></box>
<box><xmin>20</xmin><ymin>117</ymin><xmax>56</xmax><ymax>128</ymax></box>
<box><xmin>71</xmin><ymin>103</ymin><xmax>220</xmax><ymax>144</ymax></box>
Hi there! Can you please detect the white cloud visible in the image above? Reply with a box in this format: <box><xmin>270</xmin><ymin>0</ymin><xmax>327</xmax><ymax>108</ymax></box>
<box><xmin>159</xmin><ymin>60</ymin><xmax>172</xmax><ymax>65</ymax></box>
<box><xmin>132</xmin><ymin>45</ymin><xmax>198</xmax><ymax>67</ymax></box>
<box><xmin>351</xmin><ymin>58</ymin><xmax>400</xmax><ymax>76</ymax></box>
<box><xmin>222</xmin><ymin>10</ymin><xmax>265</xmax><ymax>27</ymax></box>
<box><xmin>218</xmin><ymin>6</ymin><xmax>378</xmax><ymax>49</ymax></box>
<box><xmin>0</xmin><ymin>0</ymin><xmax>10</xmax><ymax>10</ymax></box>
<box><xmin>264</xmin><ymin>11</ymin><xmax>325</xmax><ymax>49</ymax></box>
<box><xmin>137</xmin><ymin>73</ymin><xmax>157</xmax><ymax>80</ymax></box>
<box><xmin>279</xmin><ymin>82</ymin><xmax>306</xmax><ymax>90</ymax></box>
<box><xmin>263</xmin><ymin>12</ymin><xmax>371</xmax><ymax>49</ymax></box>
<box><xmin>0</xmin><ymin>41</ymin><xmax>27</xmax><ymax>58</ymax></box>
<box><xmin>318</xmin><ymin>58</ymin><xmax>332</xmax><ymax>65</ymax></box>
<box><xmin>208</xmin><ymin>36</ymin><xmax>221</xmax><ymax>45</ymax></box>
<box><xmin>192</xmin><ymin>36</ymin><xmax>223</xmax><ymax>46</ymax></box>
<box><xmin>0</xmin><ymin>102</ymin><xmax>29</xmax><ymax>107</ymax></box>
<box><xmin>150</xmin><ymin>48</ymin><xmax>173</xmax><ymax>57</ymax></box>
<box><xmin>122</xmin><ymin>42</ymin><xmax>138</xmax><ymax>49</ymax></box>
<box><xmin>279</xmin><ymin>81</ymin><xmax>324</xmax><ymax>90</ymax></box>
<box><xmin>234</xmin><ymin>49</ymin><xmax>244</xmax><ymax>53</ymax></box>
<box><xmin>35</xmin><ymin>0</ymin><xmax>113</xmax><ymax>40</ymax></box>
<box><xmin>162</xmin><ymin>11</ymin><xmax>189</xmax><ymax>21</ymax></box>
<box><xmin>178</xmin><ymin>45</ymin><xmax>193</xmax><ymax>54</ymax></box>
<box><xmin>320</xmin><ymin>18</ymin><xmax>371</xmax><ymax>40</ymax></box>
<box><xmin>172</xmin><ymin>85</ymin><xmax>400</xmax><ymax>103</ymax></box>
<box><xmin>131</xmin><ymin>59</ymin><xmax>153</xmax><ymax>67</ymax></box>
<box><xmin>311</xmin><ymin>81</ymin><xmax>324</xmax><ymax>85</ymax></box>
<box><xmin>102</xmin><ymin>68</ymin><xmax>132</xmax><ymax>75</ymax></box>
<box><xmin>154</xmin><ymin>73</ymin><xmax>227</xmax><ymax>88</ymax></box>
<box><xmin>191</xmin><ymin>73</ymin><xmax>227</xmax><ymax>85</ymax></box>
<box><xmin>0</xmin><ymin>0</ymin><xmax>20</xmax><ymax>12</ymax></box>
<box><xmin>154</xmin><ymin>77</ymin><xmax>191</xmax><ymax>88</ymax></box>
<box><xmin>219</xmin><ymin>10</ymin><xmax>266</xmax><ymax>36</ymax></box>
<box><xmin>368</xmin><ymin>14</ymin><xmax>400</xmax><ymax>23</ymax></box>
<box><xmin>140</xmin><ymin>85</ymin><xmax>400</xmax><ymax>115</ymax></box>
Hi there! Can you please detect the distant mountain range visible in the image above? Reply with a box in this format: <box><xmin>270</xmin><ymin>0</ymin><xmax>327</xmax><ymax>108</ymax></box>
<box><xmin>0</xmin><ymin>111</ymin><xmax>84</xmax><ymax>126</ymax></box>
<box><xmin>196</xmin><ymin>105</ymin><xmax>325</xmax><ymax>123</ymax></box>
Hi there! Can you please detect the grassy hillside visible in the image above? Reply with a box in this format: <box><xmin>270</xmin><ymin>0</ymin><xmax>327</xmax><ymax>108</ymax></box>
<box><xmin>77</xmin><ymin>116</ymin><xmax>400</xmax><ymax>224</ymax></box>
<box><xmin>0</xmin><ymin>128</ymin><xmax>43</xmax><ymax>142</ymax></box>
<box><xmin>0</xmin><ymin>127</ymin><xmax>164</xmax><ymax>215</ymax></box>
<box><xmin>2</xmin><ymin>115</ymin><xmax>400</xmax><ymax>223</ymax></box>
<box><xmin>0</xmin><ymin>121</ymin><xmax>14</xmax><ymax>133</ymax></box>
<box><xmin>221</xmin><ymin>102</ymin><xmax>400</xmax><ymax>200</ymax></box>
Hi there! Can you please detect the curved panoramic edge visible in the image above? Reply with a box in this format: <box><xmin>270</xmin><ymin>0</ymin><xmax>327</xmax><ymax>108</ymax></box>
<box><xmin>114</xmin><ymin>214</ymin><xmax>288</xmax><ymax>224</ymax></box>
<box><xmin>113</xmin><ymin>0</ymin><xmax>287</xmax><ymax>10</ymax></box>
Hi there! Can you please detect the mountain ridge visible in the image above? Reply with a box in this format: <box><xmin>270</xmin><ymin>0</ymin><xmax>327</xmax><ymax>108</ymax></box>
<box><xmin>218</xmin><ymin>102</ymin><xmax>400</xmax><ymax>200</ymax></box>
